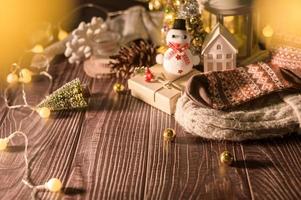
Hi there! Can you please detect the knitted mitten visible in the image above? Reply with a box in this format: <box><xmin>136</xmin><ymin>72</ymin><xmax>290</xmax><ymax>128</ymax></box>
<box><xmin>272</xmin><ymin>46</ymin><xmax>301</xmax><ymax>85</ymax></box>
<box><xmin>186</xmin><ymin>61</ymin><xmax>300</xmax><ymax>110</ymax></box>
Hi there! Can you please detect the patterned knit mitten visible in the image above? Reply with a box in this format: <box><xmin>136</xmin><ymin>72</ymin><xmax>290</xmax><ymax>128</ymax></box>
<box><xmin>186</xmin><ymin>62</ymin><xmax>300</xmax><ymax>110</ymax></box>
<box><xmin>272</xmin><ymin>46</ymin><xmax>301</xmax><ymax>85</ymax></box>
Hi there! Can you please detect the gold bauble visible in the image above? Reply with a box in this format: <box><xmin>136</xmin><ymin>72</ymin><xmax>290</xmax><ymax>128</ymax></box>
<box><xmin>163</xmin><ymin>128</ymin><xmax>176</xmax><ymax>141</ymax></box>
<box><xmin>192</xmin><ymin>38</ymin><xmax>202</xmax><ymax>47</ymax></box>
<box><xmin>220</xmin><ymin>151</ymin><xmax>234</xmax><ymax>165</ymax></box>
<box><xmin>190</xmin><ymin>17</ymin><xmax>198</xmax><ymax>25</ymax></box>
<box><xmin>113</xmin><ymin>83</ymin><xmax>125</xmax><ymax>93</ymax></box>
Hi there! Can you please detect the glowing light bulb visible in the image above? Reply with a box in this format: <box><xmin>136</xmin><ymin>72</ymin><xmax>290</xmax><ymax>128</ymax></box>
<box><xmin>19</xmin><ymin>68</ymin><xmax>32</xmax><ymax>83</ymax></box>
<box><xmin>31</xmin><ymin>44</ymin><xmax>44</xmax><ymax>53</ymax></box>
<box><xmin>45</xmin><ymin>178</ymin><xmax>62</xmax><ymax>192</ymax></box>
<box><xmin>174</xmin><ymin>0</ymin><xmax>181</xmax><ymax>7</ymax></box>
<box><xmin>0</xmin><ymin>138</ymin><xmax>9</xmax><ymax>151</ymax></box>
<box><xmin>165</xmin><ymin>13</ymin><xmax>174</xmax><ymax>21</ymax></box>
<box><xmin>262</xmin><ymin>25</ymin><xmax>274</xmax><ymax>38</ymax></box>
<box><xmin>58</xmin><ymin>29</ymin><xmax>68</xmax><ymax>41</ymax></box>
<box><xmin>153</xmin><ymin>0</ymin><xmax>161</xmax><ymax>10</ymax></box>
<box><xmin>6</xmin><ymin>73</ymin><xmax>19</xmax><ymax>84</ymax></box>
<box><xmin>37</xmin><ymin>107</ymin><xmax>51</xmax><ymax>118</ymax></box>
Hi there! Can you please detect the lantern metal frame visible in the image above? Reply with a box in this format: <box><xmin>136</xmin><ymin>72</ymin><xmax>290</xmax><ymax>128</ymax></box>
<box><xmin>203</xmin><ymin>1</ymin><xmax>254</xmax><ymax>58</ymax></box>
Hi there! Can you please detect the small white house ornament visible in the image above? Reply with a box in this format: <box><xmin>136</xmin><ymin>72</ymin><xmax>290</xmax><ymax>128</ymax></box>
<box><xmin>156</xmin><ymin>19</ymin><xmax>200</xmax><ymax>79</ymax></box>
<box><xmin>202</xmin><ymin>23</ymin><xmax>238</xmax><ymax>72</ymax></box>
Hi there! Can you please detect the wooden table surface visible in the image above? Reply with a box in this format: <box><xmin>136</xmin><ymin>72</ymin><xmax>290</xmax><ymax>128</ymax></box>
<box><xmin>0</xmin><ymin>60</ymin><xmax>301</xmax><ymax>200</ymax></box>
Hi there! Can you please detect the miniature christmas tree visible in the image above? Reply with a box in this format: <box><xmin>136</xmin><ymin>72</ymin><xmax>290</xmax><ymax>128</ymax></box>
<box><xmin>149</xmin><ymin>0</ymin><xmax>181</xmax><ymax>53</ymax></box>
<box><xmin>178</xmin><ymin>0</ymin><xmax>207</xmax><ymax>53</ymax></box>
<box><xmin>37</xmin><ymin>78</ymin><xmax>88</xmax><ymax>111</ymax></box>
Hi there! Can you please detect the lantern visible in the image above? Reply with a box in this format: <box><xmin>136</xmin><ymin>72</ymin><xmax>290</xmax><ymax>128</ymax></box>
<box><xmin>202</xmin><ymin>0</ymin><xmax>257</xmax><ymax>59</ymax></box>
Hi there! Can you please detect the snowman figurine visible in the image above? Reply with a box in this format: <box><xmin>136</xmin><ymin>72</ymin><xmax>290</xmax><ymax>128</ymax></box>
<box><xmin>156</xmin><ymin>19</ymin><xmax>200</xmax><ymax>79</ymax></box>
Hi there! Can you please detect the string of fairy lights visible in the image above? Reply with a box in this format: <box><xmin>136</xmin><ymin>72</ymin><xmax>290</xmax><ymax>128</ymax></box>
<box><xmin>0</xmin><ymin>2</ymin><xmax>142</xmax><ymax>198</ymax></box>
<box><xmin>0</xmin><ymin>50</ymin><xmax>64</xmax><ymax>198</ymax></box>
<box><xmin>0</xmin><ymin>1</ymin><xmax>234</xmax><ymax>198</ymax></box>
<box><xmin>0</xmin><ymin>3</ymin><xmax>114</xmax><ymax>198</ymax></box>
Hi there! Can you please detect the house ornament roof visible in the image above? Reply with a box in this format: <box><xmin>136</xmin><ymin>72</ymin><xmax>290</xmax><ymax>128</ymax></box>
<box><xmin>201</xmin><ymin>23</ymin><xmax>238</xmax><ymax>54</ymax></box>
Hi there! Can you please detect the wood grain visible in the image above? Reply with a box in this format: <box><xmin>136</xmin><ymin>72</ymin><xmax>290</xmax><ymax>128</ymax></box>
<box><xmin>65</xmin><ymin>77</ymin><xmax>152</xmax><ymax>199</ymax></box>
<box><xmin>241</xmin><ymin>136</ymin><xmax>301</xmax><ymax>200</ymax></box>
<box><xmin>144</xmin><ymin>110</ymin><xmax>251</xmax><ymax>200</ymax></box>
<box><xmin>0</xmin><ymin>58</ymin><xmax>301</xmax><ymax>200</ymax></box>
<box><xmin>0</xmin><ymin>61</ymin><xmax>89</xmax><ymax>199</ymax></box>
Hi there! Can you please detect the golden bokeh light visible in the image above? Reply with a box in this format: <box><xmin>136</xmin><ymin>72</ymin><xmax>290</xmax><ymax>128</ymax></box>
<box><xmin>18</xmin><ymin>68</ymin><xmax>33</xmax><ymax>84</ymax></box>
<box><xmin>58</xmin><ymin>29</ymin><xmax>69</xmax><ymax>41</ymax></box>
<box><xmin>31</xmin><ymin>44</ymin><xmax>44</xmax><ymax>54</ymax></box>
<box><xmin>254</xmin><ymin>0</ymin><xmax>301</xmax><ymax>47</ymax></box>
<box><xmin>262</xmin><ymin>25</ymin><xmax>274</xmax><ymax>38</ymax></box>
<box><xmin>45</xmin><ymin>178</ymin><xmax>63</xmax><ymax>192</ymax></box>
<box><xmin>37</xmin><ymin>107</ymin><xmax>51</xmax><ymax>119</ymax></box>
<box><xmin>0</xmin><ymin>0</ymin><xmax>73</xmax><ymax>73</ymax></box>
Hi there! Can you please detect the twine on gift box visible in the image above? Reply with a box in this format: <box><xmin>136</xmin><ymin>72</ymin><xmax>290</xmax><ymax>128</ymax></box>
<box><xmin>151</xmin><ymin>74</ymin><xmax>183</xmax><ymax>102</ymax></box>
<box><xmin>156</xmin><ymin>76</ymin><xmax>183</xmax><ymax>91</ymax></box>
<box><xmin>152</xmin><ymin>73</ymin><xmax>185</xmax><ymax>99</ymax></box>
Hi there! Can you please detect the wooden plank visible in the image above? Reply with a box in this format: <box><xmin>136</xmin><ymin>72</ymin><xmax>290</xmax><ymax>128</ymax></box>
<box><xmin>145</xmin><ymin>109</ymin><xmax>252</xmax><ymax>199</ymax></box>
<box><xmin>0</xmin><ymin>61</ymin><xmax>89</xmax><ymax>199</ymax></box>
<box><xmin>241</xmin><ymin>135</ymin><xmax>301</xmax><ymax>200</ymax></box>
<box><xmin>64</xmin><ymin>78</ymin><xmax>152</xmax><ymax>199</ymax></box>
<box><xmin>1</xmin><ymin>58</ymin><xmax>301</xmax><ymax>200</ymax></box>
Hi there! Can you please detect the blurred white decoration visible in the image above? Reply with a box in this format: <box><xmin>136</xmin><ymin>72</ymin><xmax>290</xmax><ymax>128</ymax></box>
<box><xmin>31</xmin><ymin>5</ymin><xmax>163</xmax><ymax>68</ymax></box>
<box><xmin>65</xmin><ymin>17</ymin><xmax>120</xmax><ymax>64</ymax></box>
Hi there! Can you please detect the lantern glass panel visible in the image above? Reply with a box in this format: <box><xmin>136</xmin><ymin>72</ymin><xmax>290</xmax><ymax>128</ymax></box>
<box><xmin>223</xmin><ymin>15</ymin><xmax>248</xmax><ymax>57</ymax></box>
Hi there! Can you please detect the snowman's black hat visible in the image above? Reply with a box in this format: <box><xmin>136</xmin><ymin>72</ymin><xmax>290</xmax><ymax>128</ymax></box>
<box><xmin>172</xmin><ymin>19</ymin><xmax>186</xmax><ymax>30</ymax></box>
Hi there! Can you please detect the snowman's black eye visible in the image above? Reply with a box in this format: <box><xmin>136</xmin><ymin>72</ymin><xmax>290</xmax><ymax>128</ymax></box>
<box><xmin>172</xmin><ymin>35</ymin><xmax>176</xmax><ymax>38</ymax></box>
<box><xmin>183</xmin><ymin>35</ymin><xmax>187</xmax><ymax>39</ymax></box>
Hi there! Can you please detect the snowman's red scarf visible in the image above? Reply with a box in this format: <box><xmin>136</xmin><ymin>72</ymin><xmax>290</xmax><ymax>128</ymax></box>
<box><xmin>167</xmin><ymin>42</ymin><xmax>190</xmax><ymax>65</ymax></box>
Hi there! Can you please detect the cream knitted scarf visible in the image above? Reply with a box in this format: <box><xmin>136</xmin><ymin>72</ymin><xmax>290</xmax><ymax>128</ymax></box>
<box><xmin>175</xmin><ymin>91</ymin><xmax>301</xmax><ymax>141</ymax></box>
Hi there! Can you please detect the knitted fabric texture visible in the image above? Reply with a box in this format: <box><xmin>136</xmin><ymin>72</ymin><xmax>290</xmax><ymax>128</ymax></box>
<box><xmin>271</xmin><ymin>46</ymin><xmax>301</xmax><ymax>85</ymax></box>
<box><xmin>175</xmin><ymin>92</ymin><xmax>301</xmax><ymax>141</ymax></box>
<box><xmin>186</xmin><ymin>62</ymin><xmax>298</xmax><ymax>110</ymax></box>
<box><xmin>271</xmin><ymin>46</ymin><xmax>301</xmax><ymax>69</ymax></box>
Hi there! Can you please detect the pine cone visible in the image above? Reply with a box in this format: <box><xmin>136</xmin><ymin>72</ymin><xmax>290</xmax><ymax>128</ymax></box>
<box><xmin>110</xmin><ymin>39</ymin><xmax>157</xmax><ymax>80</ymax></box>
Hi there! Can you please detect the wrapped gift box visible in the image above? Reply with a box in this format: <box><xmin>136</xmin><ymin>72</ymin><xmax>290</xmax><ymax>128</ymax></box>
<box><xmin>128</xmin><ymin>65</ymin><xmax>200</xmax><ymax>115</ymax></box>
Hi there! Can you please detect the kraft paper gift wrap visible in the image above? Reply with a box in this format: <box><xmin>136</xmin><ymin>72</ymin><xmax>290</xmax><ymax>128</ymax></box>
<box><xmin>128</xmin><ymin>65</ymin><xmax>200</xmax><ymax>115</ymax></box>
